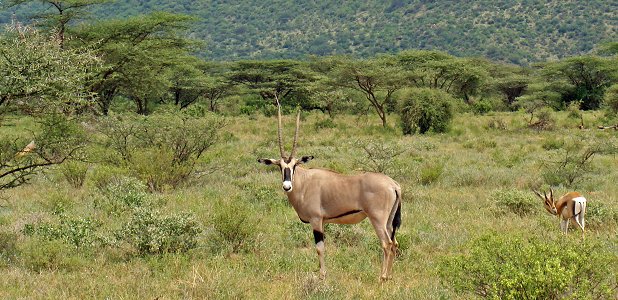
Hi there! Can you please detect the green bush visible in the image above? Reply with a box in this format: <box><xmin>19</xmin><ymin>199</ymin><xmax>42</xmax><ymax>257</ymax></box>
<box><xmin>314</xmin><ymin>118</ymin><xmax>336</xmax><ymax>130</ymax></box>
<box><xmin>115</xmin><ymin>207</ymin><xmax>200</xmax><ymax>256</ymax></box>
<box><xmin>23</xmin><ymin>216</ymin><xmax>101</xmax><ymax>249</ymax></box>
<box><xmin>60</xmin><ymin>161</ymin><xmax>89</xmax><ymax>188</ymax></box>
<box><xmin>19</xmin><ymin>238</ymin><xmax>84</xmax><ymax>272</ymax></box>
<box><xmin>419</xmin><ymin>161</ymin><xmax>444</xmax><ymax>185</ymax></box>
<box><xmin>603</xmin><ymin>83</ymin><xmax>618</xmax><ymax>115</ymax></box>
<box><xmin>492</xmin><ymin>189</ymin><xmax>537</xmax><ymax>215</ymax></box>
<box><xmin>471</xmin><ymin>99</ymin><xmax>493</xmax><ymax>115</ymax></box>
<box><xmin>439</xmin><ymin>233</ymin><xmax>618</xmax><ymax>299</ymax></box>
<box><xmin>586</xmin><ymin>200</ymin><xmax>618</xmax><ymax>229</ymax></box>
<box><xmin>95</xmin><ymin>176</ymin><xmax>149</xmax><ymax>215</ymax></box>
<box><xmin>208</xmin><ymin>200</ymin><xmax>259</xmax><ymax>254</ymax></box>
<box><xmin>399</xmin><ymin>88</ymin><xmax>455</xmax><ymax>134</ymax></box>
<box><xmin>96</xmin><ymin>112</ymin><xmax>225</xmax><ymax>191</ymax></box>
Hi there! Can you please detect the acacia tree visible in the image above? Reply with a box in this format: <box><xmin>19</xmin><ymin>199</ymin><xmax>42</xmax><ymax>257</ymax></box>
<box><xmin>0</xmin><ymin>24</ymin><xmax>99</xmax><ymax>116</ymax></box>
<box><xmin>490</xmin><ymin>63</ymin><xmax>531</xmax><ymax>109</ymax></box>
<box><xmin>397</xmin><ymin>50</ymin><xmax>488</xmax><ymax>104</ymax></box>
<box><xmin>541</xmin><ymin>56</ymin><xmax>618</xmax><ymax>110</ymax></box>
<box><xmin>0</xmin><ymin>25</ymin><xmax>94</xmax><ymax>189</ymax></box>
<box><xmin>169</xmin><ymin>60</ymin><xmax>235</xmax><ymax>112</ymax></box>
<box><xmin>6</xmin><ymin>0</ymin><xmax>109</xmax><ymax>48</ymax></box>
<box><xmin>72</xmin><ymin>12</ymin><xmax>196</xmax><ymax>115</ymax></box>
<box><xmin>229</xmin><ymin>60</ymin><xmax>317</xmax><ymax>108</ymax></box>
<box><xmin>333</xmin><ymin>56</ymin><xmax>405</xmax><ymax>127</ymax></box>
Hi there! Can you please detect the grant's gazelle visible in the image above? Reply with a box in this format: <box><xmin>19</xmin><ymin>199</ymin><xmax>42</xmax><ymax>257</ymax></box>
<box><xmin>534</xmin><ymin>189</ymin><xmax>586</xmax><ymax>238</ymax></box>
<box><xmin>257</xmin><ymin>99</ymin><xmax>402</xmax><ymax>281</ymax></box>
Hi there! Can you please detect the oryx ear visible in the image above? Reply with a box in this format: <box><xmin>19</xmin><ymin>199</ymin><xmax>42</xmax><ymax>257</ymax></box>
<box><xmin>299</xmin><ymin>156</ymin><xmax>314</xmax><ymax>164</ymax></box>
<box><xmin>257</xmin><ymin>158</ymin><xmax>278</xmax><ymax>165</ymax></box>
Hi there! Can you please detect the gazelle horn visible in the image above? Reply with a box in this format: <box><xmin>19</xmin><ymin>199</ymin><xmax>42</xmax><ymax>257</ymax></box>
<box><xmin>276</xmin><ymin>96</ymin><xmax>286</xmax><ymax>158</ymax></box>
<box><xmin>290</xmin><ymin>109</ymin><xmax>301</xmax><ymax>158</ymax></box>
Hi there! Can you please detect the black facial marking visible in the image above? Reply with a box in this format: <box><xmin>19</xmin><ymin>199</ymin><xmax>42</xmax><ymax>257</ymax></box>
<box><xmin>283</xmin><ymin>167</ymin><xmax>292</xmax><ymax>182</ymax></box>
<box><xmin>299</xmin><ymin>218</ymin><xmax>309</xmax><ymax>224</ymax></box>
<box><xmin>313</xmin><ymin>230</ymin><xmax>324</xmax><ymax>244</ymax></box>
<box><xmin>326</xmin><ymin>210</ymin><xmax>363</xmax><ymax>220</ymax></box>
<box><xmin>284</xmin><ymin>157</ymin><xmax>292</xmax><ymax>164</ymax></box>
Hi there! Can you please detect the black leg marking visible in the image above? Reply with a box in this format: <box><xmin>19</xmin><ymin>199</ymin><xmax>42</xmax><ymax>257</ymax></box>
<box><xmin>313</xmin><ymin>230</ymin><xmax>324</xmax><ymax>244</ymax></box>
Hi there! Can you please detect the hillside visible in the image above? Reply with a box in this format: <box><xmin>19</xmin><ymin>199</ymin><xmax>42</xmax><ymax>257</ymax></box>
<box><xmin>2</xmin><ymin>0</ymin><xmax>617</xmax><ymax>64</ymax></box>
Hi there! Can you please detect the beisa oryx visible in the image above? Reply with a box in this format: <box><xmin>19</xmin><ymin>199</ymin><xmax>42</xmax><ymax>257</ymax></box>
<box><xmin>257</xmin><ymin>99</ymin><xmax>402</xmax><ymax>281</ymax></box>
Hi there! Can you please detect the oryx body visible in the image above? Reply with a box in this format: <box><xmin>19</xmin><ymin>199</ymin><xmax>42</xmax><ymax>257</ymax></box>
<box><xmin>258</xmin><ymin>99</ymin><xmax>402</xmax><ymax>281</ymax></box>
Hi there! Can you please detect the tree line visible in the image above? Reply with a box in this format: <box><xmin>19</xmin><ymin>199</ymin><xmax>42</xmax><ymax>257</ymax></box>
<box><xmin>1</xmin><ymin>7</ymin><xmax>616</xmax><ymax>118</ymax></box>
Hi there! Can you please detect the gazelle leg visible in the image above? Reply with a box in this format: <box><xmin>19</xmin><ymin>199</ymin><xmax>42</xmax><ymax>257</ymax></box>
<box><xmin>310</xmin><ymin>220</ymin><xmax>326</xmax><ymax>278</ymax></box>
<box><xmin>560</xmin><ymin>219</ymin><xmax>568</xmax><ymax>234</ymax></box>
<box><xmin>574</xmin><ymin>215</ymin><xmax>585</xmax><ymax>239</ymax></box>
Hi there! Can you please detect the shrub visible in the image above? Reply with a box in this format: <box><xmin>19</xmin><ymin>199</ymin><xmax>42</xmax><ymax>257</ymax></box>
<box><xmin>471</xmin><ymin>99</ymin><xmax>493</xmax><ymax>115</ymax></box>
<box><xmin>19</xmin><ymin>238</ymin><xmax>84</xmax><ymax>272</ymax></box>
<box><xmin>439</xmin><ymin>233</ymin><xmax>618</xmax><ymax>299</ymax></box>
<box><xmin>115</xmin><ymin>207</ymin><xmax>200</xmax><ymax>255</ymax></box>
<box><xmin>96</xmin><ymin>112</ymin><xmax>225</xmax><ymax>191</ymax></box>
<box><xmin>586</xmin><ymin>200</ymin><xmax>618</xmax><ymax>229</ymax></box>
<box><xmin>208</xmin><ymin>200</ymin><xmax>259</xmax><ymax>254</ymax></box>
<box><xmin>399</xmin><ymin>88</ymin><xmax>455</xmax><ymax>134</ymax></box>
<box><xmin>541</xmin><ymin>139</ymin><xmax>613</xmax><ymax>187</ymax></box>
<box><xmin>603</xmin><ymin>83</ymin><xmax>618</xmax><ymax>115</ymax></box>
<box><xmin>419</xmin><ymin>161</ymin><xmax>444</xmax><ymax>185</ymax></box>
<box><xmin>23</xmin><ymin>216</ymin><xmax>101</xmax><ymax>249</ymax></box>
<box><xmin>353</xmin><ymin>139</ymin><xmax>405</xmax><ymax>176</ymax></box>
<box><xmin>95</xmin><ymin>176</ymin><xmax>149</xmax><ymax>215</ymax></box>
<box><xmin>59</xmin><ymin>161</ymin><xmax>89</xmax><ymax>188</ymax></box>
<box><xmin>529</xmin><ymin>107</ymin><xmax>555</xmax><ymax>131</ymax></box>
<box><xmin>492</xmin><ymin>189</ymin><xmax>537</xmax><ymax>215</ymax></box>
<box><xmin>314</xmin><ymin>118</ymin><xmax>336</xmax><ymax>130</ymax></box>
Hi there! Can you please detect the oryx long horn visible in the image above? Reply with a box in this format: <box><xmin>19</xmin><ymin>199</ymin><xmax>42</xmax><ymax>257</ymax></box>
<box><xmin>276</xmin><ymin>96</ymin><xmax>286</xmax><ymax>158</ymax></box>
<box><xmin>290</xmin><ymin>109</ymin><xmax>301</xmax><ymax>158</ymax></box>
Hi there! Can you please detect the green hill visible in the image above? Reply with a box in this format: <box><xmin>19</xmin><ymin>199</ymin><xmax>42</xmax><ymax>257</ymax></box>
<box><xmin>2</xmin><ymin>0</ymin><xmax>616</xmax><ymax>64</ymax></box>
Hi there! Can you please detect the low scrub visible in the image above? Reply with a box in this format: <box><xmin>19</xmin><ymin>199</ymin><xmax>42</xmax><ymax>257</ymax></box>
<box><xmin>439</xmin><ymin>233</ymin><xmax>618</xmax><ymax>299</ymax></box>
<box><xmin>492</xmin><ymin>189</ymin><xmax>538</xmax><ymax>216</ymax></box>
<box><xmin>115</xmin><ymin>207</ymin><xmax>200</xmax><ymax>256</ymax></box>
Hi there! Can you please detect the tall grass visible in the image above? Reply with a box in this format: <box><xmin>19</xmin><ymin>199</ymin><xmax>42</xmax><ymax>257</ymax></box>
<box><xmin>0</xmin><ymin>111</ymin><xmax>616</xmax><ymax>299</ymax></box>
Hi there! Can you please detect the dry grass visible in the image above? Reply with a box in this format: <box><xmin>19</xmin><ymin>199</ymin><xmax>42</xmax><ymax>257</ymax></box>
<box><xmin>0</xmin><ymin>111</ymin><xmax>616</xmax><ymax>299</ymax></box>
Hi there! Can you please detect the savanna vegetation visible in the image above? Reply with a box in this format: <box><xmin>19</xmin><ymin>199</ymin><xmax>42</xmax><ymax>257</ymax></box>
<box><xmin>3</xmin><ymin>0</ymin><xmax>616</xmax><ymax>64</ymax></box>
<box><xmin>1</xmin><ymin>1</ymin><xmax>617</xmax><ymax>299</ymax></box>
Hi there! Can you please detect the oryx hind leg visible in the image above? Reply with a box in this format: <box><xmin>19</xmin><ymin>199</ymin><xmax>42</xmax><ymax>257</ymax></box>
<box><xmin>368</xmin><ymin>212</ymin><xmax>396</xmax><ymax>281</ymax></box>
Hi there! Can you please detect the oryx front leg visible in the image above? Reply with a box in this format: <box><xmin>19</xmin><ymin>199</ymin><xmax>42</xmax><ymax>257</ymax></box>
<box><xmin>311</xmin><ymin>220</ymin><xmax>326</xmax><ymax>278</ymax></box>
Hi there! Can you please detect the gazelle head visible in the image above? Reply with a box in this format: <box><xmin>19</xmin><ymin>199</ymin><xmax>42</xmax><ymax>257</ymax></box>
<box><xmin>534</xmin><ymin>188</ymin><xmax>557</xmax><ymax>215</ymax></box>
<box><xmin>258</xmin><ymin>99</ymin><xmax>313</xmax><ymax>192</ymax></box>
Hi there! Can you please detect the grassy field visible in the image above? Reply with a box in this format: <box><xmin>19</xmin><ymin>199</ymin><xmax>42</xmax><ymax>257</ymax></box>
<box><xmin>0</xmin><ymin>111</ymin><xmax>617</xmax><ymax>299</ymax></box>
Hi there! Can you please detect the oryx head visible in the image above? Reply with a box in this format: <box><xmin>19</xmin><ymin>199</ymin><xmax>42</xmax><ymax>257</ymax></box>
<box><xmin>534</xmin><ymin>188</ymin><xmax>557</xmax><ymax>215</ymax></box>
<box><xmin>258</xmin><ymin>99</ymin><xmax>313</xmax><ymax>192</ymax></box>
